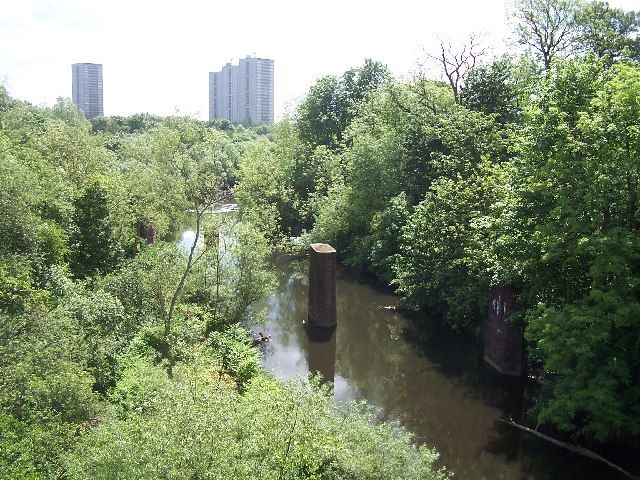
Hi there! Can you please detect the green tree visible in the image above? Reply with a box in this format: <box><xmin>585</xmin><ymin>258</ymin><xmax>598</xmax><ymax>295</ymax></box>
<box><xmin>65</xmin><ymin>359</ymin><xmax>449</xmax><ymax>480</ymax></box>
<box><xmin>461</xmin><ymin>55</ymin><xmax>523</xmax><ymax>124</ymax></box>
<box><xmin>575</xmin><ymin>1</ymin><xmax>640</xmax><ymax>63</ymax></box>
<box><xmin>493</xmin><ymin>59</ymin><xmax>640</xmax><ymax>440</ymax></box>
<box><xmin>297</xmin><ymin>59</ymin><xmax>389</xmax><ymax>151</ymax></box>
<box><xmin>69</xmin><ymin>180</ymin><xmax>120</xmax><ymax>279</ymax></box>
<box><xmin>50</xmin><ymin>97</ymin><xmax>89</xmax><ymax>129</ymax></box>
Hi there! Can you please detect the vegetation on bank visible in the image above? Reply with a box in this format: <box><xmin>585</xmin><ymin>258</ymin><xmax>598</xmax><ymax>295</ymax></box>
<box><xmin>235</xmin><ymin>0</ymin><xmax>640</xmax><ymax>445</ymax></box>
<box><xmin>0</xmin><ymin>87</ymin><xmax>447</xmax><ymax>478</ymax></box>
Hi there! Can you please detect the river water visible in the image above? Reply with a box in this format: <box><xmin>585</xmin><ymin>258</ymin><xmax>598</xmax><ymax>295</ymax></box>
<box><xmin>253</xmin><ymin>256</ymin><xmax>630</xmax><ymax>480</ymax></box>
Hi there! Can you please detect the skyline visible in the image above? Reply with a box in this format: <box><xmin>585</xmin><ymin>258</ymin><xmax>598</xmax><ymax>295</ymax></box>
<box><xmin>2</xmin><ymin>0</ymin><xmax>639</xmax><ymax>121</ymax></box>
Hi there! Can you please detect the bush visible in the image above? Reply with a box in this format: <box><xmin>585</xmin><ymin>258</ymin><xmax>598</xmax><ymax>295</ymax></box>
<box><xmin>208</xmin><ymin>324</ymin><xmax>262</xmax><ymax>391</ymax></box>
<box><xmin>65</xmin><ymin>362</ymin><xmax>449</xmax><ymax>480</ymax></box>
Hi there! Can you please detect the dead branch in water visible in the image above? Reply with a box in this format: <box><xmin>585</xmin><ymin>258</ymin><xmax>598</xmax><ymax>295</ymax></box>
<box><xmin>500</xmin><ymin>419</ymin><xmax>639</xmax><ymax>480</ymax></box>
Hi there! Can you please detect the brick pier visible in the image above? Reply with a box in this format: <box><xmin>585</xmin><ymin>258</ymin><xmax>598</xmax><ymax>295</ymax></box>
<box><xmin>308</xmin><ymin>243</ymin><xmax>337</xmax><ymax>328</ymax></box>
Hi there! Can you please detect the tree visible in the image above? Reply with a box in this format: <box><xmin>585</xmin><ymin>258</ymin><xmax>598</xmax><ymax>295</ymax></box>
<box><xmin>461</xmin><ymin>55</ymin><xmax>523</xmax><ymax>123</ymax></box>
<box><xmin>0</xmin><ymin>83</ymin><xmax>18</xmax><ymax>114</ymax></box>
<box><xmin>341</xmin><ymin>59</ymin><xmax>391</xmax><ymax>115</ymax></box>
<box><xmin>297</xmin><ymin>59</ymin><xmax>389</xmax><ymax>150</ymax></box>
<box><xmin>143</xmin><ymin>120</ymin><xmax>228</xmax><ymax>377</ymax></box>
<box><xmin>297</xmin><ymin>75</ymin><xmax>345</xmax><ymax>151</ymax></box>
<box><xmin>50</xmin><ymin>97</ymin><xmax>89</xmax><ymax>129</ymax></box>
<box><xmin>514</xmin><ymin>0</ymin><xmax>578</xmax><ymax>69</ymax></box>
<box><xmin>65</xmin><ymin>360</ymin><xmax>449</xmax><ymax>480</ymax></box>
<box><xmin>492</xmin><ymin>59</ymin><xmax>640</xmax><ymax>440</ymax></box>
<box><xmin>575</xmin><ymin>1</ymin><xmax>640</xmax><ymax>64</ymax></box>
<box><xmin>69</xmin><ymin>180</ymin><xmax>120</xmax><ymax>279</ymax></box>
<box><xmin>428</xmin><ymin>34</ymin><xmax>486</xmax><ymax>103</ymax></box>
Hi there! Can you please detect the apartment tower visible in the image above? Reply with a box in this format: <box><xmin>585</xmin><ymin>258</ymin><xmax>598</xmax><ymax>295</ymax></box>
<box><xmin>72</xmin><ymin>63</ymin><xmax>103</xmax><ymax>119</ymax></box>
<box><xmin>209</xmin><ymin>63</ymin><xmax>239</xmax><ymax>122</ymax></box>
<box><xmin>209</xmin><ymin>55</ymin><xmax>274</xmax><ymax>124</ymax></box>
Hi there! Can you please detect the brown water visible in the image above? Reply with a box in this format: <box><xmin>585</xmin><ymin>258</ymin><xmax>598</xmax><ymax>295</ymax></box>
<box><xmin>254</xmin><ymin>256</ymin><xmax>632</xmax><ymax>480</ymax></box>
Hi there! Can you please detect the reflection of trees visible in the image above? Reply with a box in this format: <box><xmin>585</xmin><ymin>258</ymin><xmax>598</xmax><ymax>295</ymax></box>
<box><xmin>332</xmin><ymin>278</ymin><xmax>529</xmax><ymax>479</ymax></box>
<box><xmin>254</xmin><ymin>256</ymin><xmax>307</xmax><ymax>350</ymax></box>
<box><xmin>259</xmin><ymin>258</ymin><xmax>603</xmax><ymax>480</ymax></box>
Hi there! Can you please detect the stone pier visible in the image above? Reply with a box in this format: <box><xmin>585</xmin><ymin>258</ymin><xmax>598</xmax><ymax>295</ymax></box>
<box><xmin>308</xmin><ymin>243</ymin><xmax>337</xmax><ymax>328</ymax></box>
<box><xmin>483</xmin><ymin>286</ymin><xmax>524</xmax><ymax>377</ymax></box>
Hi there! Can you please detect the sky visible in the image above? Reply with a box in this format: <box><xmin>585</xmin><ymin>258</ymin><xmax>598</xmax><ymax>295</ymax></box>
<box><xmin>2</xmin><ymin>0</ymin><xmax>639</xmax><ymax>120</ymax></box>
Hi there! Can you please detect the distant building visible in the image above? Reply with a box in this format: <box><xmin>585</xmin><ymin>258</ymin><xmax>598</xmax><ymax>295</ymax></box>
<box><xmin>209</xmin><ymin>55</ymin><xmax>274</xmax><ymax>124</ymax></box>
<box><xmin>72</xmin><ymin>63</ymin><xmax>103</xmax><ymax>119</ymax></box>
<box><xmin>209</xmin><ymin>63</ymin><xmax>239</xmax><ymax>122</ymax></box>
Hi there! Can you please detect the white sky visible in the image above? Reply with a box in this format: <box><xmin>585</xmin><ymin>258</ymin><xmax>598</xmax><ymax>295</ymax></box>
<box><xmin>2</xmin><ymin>0</ymin><xmax>639</xmax><ymax>120</ymax></box>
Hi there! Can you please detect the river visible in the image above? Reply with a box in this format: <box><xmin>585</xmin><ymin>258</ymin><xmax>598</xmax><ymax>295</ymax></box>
<box><xmin>253</xmin><ymin>255</ymin><xmax>630</xmax><ymax>480</ymax></box>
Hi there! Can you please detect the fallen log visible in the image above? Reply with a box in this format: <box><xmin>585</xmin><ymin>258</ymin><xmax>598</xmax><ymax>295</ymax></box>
<box><xmin>500</xmin><ymin>419</ymin><xmax>639</xmax><ymax>480</ymax></box>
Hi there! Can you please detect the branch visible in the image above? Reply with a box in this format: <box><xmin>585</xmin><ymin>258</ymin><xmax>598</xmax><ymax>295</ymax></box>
<box><xmin>168</xmin><ymin>201</ymin><xmax>201</xmax><ymax>322</ymax></box>
<box><xmin>163</xmin><ymin>200</ymin><xmax>203</xmax><ymax>377</ymax></box>
<box><xmin>427</xmin><ymin>34</ymin><xmax>485</xmax><ymax>103</ymax></box>
<box><xmin>388</xmin><ymin>86</ymin><xmax>412</xmax><ymax>114</ymax></box>
<box><xmin>500</xmin><ymin>419</ymin><xmax>639</xmax><ymax>480</ymax></box>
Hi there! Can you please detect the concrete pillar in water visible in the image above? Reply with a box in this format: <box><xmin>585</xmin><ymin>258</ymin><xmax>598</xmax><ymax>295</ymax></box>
<box><xmin>308</xmin><ymin>243</ymin><xmax>337</xmax><ymax>328</ymax></box>
<box><xmin>483</xmin><ymin>286</ymin><xmax>523</xmax><ymax>377</ymax></box>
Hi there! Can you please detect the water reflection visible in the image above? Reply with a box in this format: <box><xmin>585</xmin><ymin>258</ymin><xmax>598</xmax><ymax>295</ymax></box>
<box><xmin>178</xmin><ymin>230</ymin><xmax>204</xmax><ymax>253</ymax></box>
<box><xmin>255</xmin><ymin>256</ymin><xmax>625</xmax><ymax>480</ymax></box>
<box><xmin>305</xmin><ymin>324</ymin><xmax>336</xmax><ymax>385</ymax></box>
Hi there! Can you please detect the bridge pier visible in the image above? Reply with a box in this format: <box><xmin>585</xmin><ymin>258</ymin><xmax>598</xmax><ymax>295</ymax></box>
<box><xmin>308</xmin><ymin>243</ymin><xmax>337</xmax><ymax>328</ymax></box>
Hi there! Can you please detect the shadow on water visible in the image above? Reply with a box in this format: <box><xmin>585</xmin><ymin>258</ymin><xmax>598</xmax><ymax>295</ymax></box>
<box><xmin>253</xmin><ymin>255</ymin><xmax>636</xmax><ymax>480</ymax></box>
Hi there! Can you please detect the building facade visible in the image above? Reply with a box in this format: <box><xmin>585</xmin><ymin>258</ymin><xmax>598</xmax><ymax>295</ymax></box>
<box><xmin>209</xmin><ymin>63</ymin><xmax>239</xmax><ymax>122</ymax></box>
<box><xmin>72</xmin><ymin>63</ymin><xmax>103</xmax><ymax>119</ymax></box>
<box><xmin>209</xmin><ymin>55</ymin><xmax>274</xmax><ymax>124</ymax></box>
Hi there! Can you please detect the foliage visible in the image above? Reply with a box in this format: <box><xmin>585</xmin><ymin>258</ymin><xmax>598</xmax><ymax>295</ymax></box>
<box><xmin>0</xmin><ymin>82</ymin><xmax>448</xmax><ymax>480</ymax></box>
<box><xmin>0</xmin><ymin>302</ymin><xmax>99</xmax><ymax>478</ymax></box>
<box><xmin>207</xmin><ymin>324</ymin><xmax>262</xmax><ymax>391</ymax></box>
<box><xmin>65</xmin><ymin>359</ymin><xmax>448</xmax><ymax>480</ymax></box>
<box><xmin>513</xmin><ymin>0</ymin><xmax>578</xmax><ymax>69</ymax></box>
<box><xmin>90</xmin><ymin>113</ymin><xmax>161</xmax><ymax>135</ymax></box>
<box><xmin>234</xmin><ymin>16</ymin><xmax>640</xmax><ymax>443</ymax></box>
<box><xmin>6</xmin><ymin>3</ymin><xmax>640</xmax><ymax>472</ymax></box>
<box><xmin>0</xmin><ymin>154</ymin><xmax>70</xmax><ymax>275</ymax></box>
<box><xmin>513</xmin><ymin>0</ymin><xmax>640</xmax><ymax>69</ymax></box>
<box><xmin>0</xmin><ymin>256</ymin><xmax>43</xmax><ymax>315</ymax></box>
<box><xmin>235</xmin><ymin>140</ymin><xmax>293</xmax><ymax>239</ymax></box>
<box><xmin>461</xmin><ymin>55</ymin><xmax>524</xmax><ymax>124</ymax></box>
<box><xmin>297</xmin><ymin>59</ymin><xmax>389</xmax><ymax>151</ymax></box>
<box><xmin>69</xmin><ymin>180</ymin><xmax>120</xmax><ymax>279</ymax></box>
<box><xmin>496</xmin><ymin>61</ymin><xmax>640</xmax><ymax>440</ymax></box>
<box><xmin>0</xmin><ymin>308</ymin><xmax>99</xmax><ymax>425</ymax></box>
<box><xmin>0</xmin><ymin>413</ymin><xmax>79</xmax><ymax>480</ymax></box>
<box><xmin>575</xmin><ymin>1</ymin><xmax>640</xmax><ymax>63</ymax></box>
